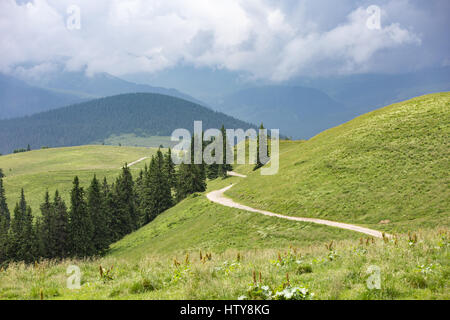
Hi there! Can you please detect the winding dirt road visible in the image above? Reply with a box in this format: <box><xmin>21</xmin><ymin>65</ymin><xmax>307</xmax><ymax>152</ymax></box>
<box><xmin>207</xmin><ymin>172</ymin><xmax>387</xmax><ymax>238</ymax></box>
<box><xmin>121</xmin><ymin>157</ymin><xmax>149</xmax><ymax>169</ymax></box>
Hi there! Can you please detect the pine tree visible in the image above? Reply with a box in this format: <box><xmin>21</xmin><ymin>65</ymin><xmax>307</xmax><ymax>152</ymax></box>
<box><xmin>68</xmin><ymin>176</ymin><xmax>94</xmax><ymax>257</ymax></box>
<box><xmin>53</xmin><ymin>190</ymin><xmax>69</xmax><ymax>258</ymax></box>
<box><xmin>254</xmin><ymin>123</ymin><xmax>269</xmax><ymax>171</ymax></box>
<box><xmin>87</xmin><ymin>175</ymin><xmax>110</xmax><ymax>254</ymax></box>
<box><xmin>0</xmin><ymin>175</ymin><xmax>10</xmax><ymax>264</ymax></box>
<box><xmin>101</xmin><ymin>178</ymin><xmax>116</xmax><ymax>243</ymax></box>
<box><xmin>9</xmin><ymin>190</ymin><xmax>35</xmax><ymax>263</ymax></box>
<box><xmin>175</xmin><ymin>162</ymin><xmax>195</xmax><ymax>202</ymax></box>
<box><xmin>189</xmin><ymin>136</ymin><xmax>207</xmax><ymax>192</ymax></box>
<box><xmin>164</xmin><ymin>148</ymin><xmax>177</xmax><ymax>190</ymax></box>
<box><xmin>112</xmin><ymin>166</ymin><xmax>137</xmax><ymax>238</ymax></box>
<box><xmin>39</xmin><ymin>191</ymin><xmax>55</xmax><ymax>259</ymax></box>
<box><xmin>145</xmin><ymin>150</ymin><xmax>173</xmax><ymax>224</ymax></box>
<box><xmin>218</xmin><ymin>125</ymin><xmax>233</xmax><ymax>178</ymax></box>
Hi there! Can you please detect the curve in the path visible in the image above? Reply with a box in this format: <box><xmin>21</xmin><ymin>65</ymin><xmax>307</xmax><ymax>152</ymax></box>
<box><xmin>207</xmin><ymin>173</ymin><xmax>388</xmax><ymax>239</ymax></box>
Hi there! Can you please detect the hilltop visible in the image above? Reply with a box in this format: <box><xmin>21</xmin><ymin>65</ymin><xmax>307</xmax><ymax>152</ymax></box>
<box><xmin>227</xmin><ymin>93</ymin><xmax>450</xmax><ymax>232</ymax></box>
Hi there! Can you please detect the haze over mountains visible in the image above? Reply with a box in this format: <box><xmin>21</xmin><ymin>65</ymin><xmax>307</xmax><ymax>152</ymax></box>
<box><xmin>0</xmin><ymin>70</ymin><xmax>204</xmax><ymax>119</ymax></box>
<box><xmin>132</xmin><ymin>67</ymin><xmax>450</xmax><ymax>139</ymax></box>
<box><xmin>0</xmin><ymin>66</ymin><xmax>449</xmax><ymax>143</ymax></box>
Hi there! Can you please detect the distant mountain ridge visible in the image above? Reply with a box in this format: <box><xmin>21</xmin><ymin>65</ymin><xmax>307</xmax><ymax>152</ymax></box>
<box><xmin>0</xmin><ymin>71</ymin><xmax>206</xmax><ymax>119</ymax></box>
<box><xmin>0</xmin><ymin>93</ymin><xmax>255</xmax><ymax>155</ymax></box>
<box><xmin>216</xmin><ymin>86</ymin><xmax>351</xmax><ymax>139</ymax></box>
<box><xmin>0</xmin><ymin>74</ymin><xmax>86</xmax><ymax>119</ymax></box>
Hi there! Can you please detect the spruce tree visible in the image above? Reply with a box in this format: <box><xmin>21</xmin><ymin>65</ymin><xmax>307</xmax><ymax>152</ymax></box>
<box><xmin>101</xmin><ymin>178</ymin><xmax>116</xmax><ymax>243</ymax></box>
<box><xmin>68</xmin><ymin>176</ymin><xmax>94</xmax><ymax>257</ymax></box>
<box><xmin>39</xmin><ymin>191</ymin><xmax>55</xmax><ymax>259</ymax></box>
<box><xmin>87</xmin><ymin>175</ymin><xmax>109</xmax><ymax>254</ymax></box>
<box><xmin>218</xmin><ymin>125</ymin><xmax>233</xmax><ymax>178</ymax></box>
<box><xmin>53</xmin><ymin>190</ymin><xmax>69</xmax><ymax>258</ymax></box>
<box><xmin>112</xmin><ymin>166</ymin><xmax>137</xmax><ymax>238</ymax></box>
<box><xmin>175</xmin><ymin>162</ymin><xmax>195</xmax><ymax>202</ymax></box>
<box><xmin>145</xmin><ymin>150</ymin><xmax>173</xmax><ymax>224</ymax></box>
<box><xmin>164</xmin><ymin>148</ymin><xmax>177</xmax><ymax>190</ymax></box>
<box><xmin>0</xmin><ymin>175</ymin><xmax>10</xmax><ymax>264</ymax></box>
<box><xmin>254</xmin><ymin>123</ymin><xmax>269</xmax><ymax>171</ymax></box>
<box><xmin>9</xmin><ymin>190</ymin><xmax>35</xmax><ymax>263</ymax></box>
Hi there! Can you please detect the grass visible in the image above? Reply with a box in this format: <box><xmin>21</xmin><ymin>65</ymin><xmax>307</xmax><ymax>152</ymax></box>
<box><xmin>109</xmin><ymin>177</ymin><xmax>359</xmax><ymax>260</ymax></box>
<box><xmin>227</xmin><ymin>93</ymin><xmax>450</xmax><ymax>233</ymax></box>
<box><xmin>92</xmin><ymin>134</ymin><xmax>177</xmax><ymax>149</ymax></box>
<box><xmin>0</xmin><ymin>145</ymin><xmax>159</xmax><ymax>214</ymax></box>
<box><xmin>0</xmin><ymin>228</ymin><xmax>447</xmax><ymax>300</ymax></box>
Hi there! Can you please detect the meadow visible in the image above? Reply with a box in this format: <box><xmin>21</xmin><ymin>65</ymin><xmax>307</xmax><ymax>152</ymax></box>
<box><xmin>0</xmin><ymin>145</ymin><xmax>158</xmax><ymax>214</ymax></box>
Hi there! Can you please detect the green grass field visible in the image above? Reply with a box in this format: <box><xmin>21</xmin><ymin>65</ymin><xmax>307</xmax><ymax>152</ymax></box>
<box><xmin>0</xmin><ymin>93</ymin><xmax>448</xmax><ymax>300</ymax></box>
<box><xmin>0</xmin><ymin>145</ymin><xmax>159</xmax><ymax>214</ymax></box>
<box><xmin>92</xmin><ymin>134</ymin><xmax>177</xmax><ymax>149</ymax></box>
<box><xmin>228</xmin><ymin>93</ymin><xmax>450</xmax><ymax>233</ymax></box>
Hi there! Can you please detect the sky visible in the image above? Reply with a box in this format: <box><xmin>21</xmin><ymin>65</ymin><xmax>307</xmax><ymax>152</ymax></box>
<box><xmin>1</xmin><ymin>0</ymin><xmax>449</xmax><ymax>83</ymax></box>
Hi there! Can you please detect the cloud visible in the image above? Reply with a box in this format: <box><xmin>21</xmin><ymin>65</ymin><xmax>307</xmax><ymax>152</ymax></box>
<box><xmin>0</xmin><ymin>0</ymin><xmax>446</xmax><ymax>81</ymax></box>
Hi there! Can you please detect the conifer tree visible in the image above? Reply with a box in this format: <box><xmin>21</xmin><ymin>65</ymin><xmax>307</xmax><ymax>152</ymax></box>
<box><xmin>218</xmin><ymin>125</ymin><xmax>233</xmax><ymax>178</ymax></box>
<box><xmin>0</xmin><ymin>175</ymin><xmax>10</xmax><ymax>264</ymax></box>
<box><xmin>145</xmin><ymin>150</ymin><xmax>173</xmax><ymax>224</ymax></box>
<box><xmin>102</xmin><ymin>178</ymin><xmax>117</xmax><ymax>243</ymax></box>
<box><xmin>9</xmin><ymin>190</ymin><xmax>35</xmax><ymax>263</ymax></box>
<box><xmin>175</xmin><ymin>162</ymin><xmax>196</xmax><ymax>202</ymax></box>
<box><xmin>39</xmin><ymin>191</ymin><xmax>55</xmax><ymax>259</ymax></box>
<box><xmin>68</xmin><ymin>177</ymin><xmax>94</xmax><ymax>257</ymax></box>
<box><xmin>87</xmin><ymin>175</ymin><xmax>110</xmax><ymax>254</ymax></box>
<box><xmin>164</xmin><ymin>148</ymin><xmax>177</xmax><ymax>190</ymax></box>
<box><xmin>254</xmin><ymin>123</ymin><xmax>269</xmax><ymax>171</ymax></box>
<box><xmin>113</xmin><ymin>166</ymin><xmax>137</xmax><ymax>237</ymax></box>
<box><xmin>53</xmin><ymin>190</ymin><xmax>69</xmax><ymax>258</ymax></box>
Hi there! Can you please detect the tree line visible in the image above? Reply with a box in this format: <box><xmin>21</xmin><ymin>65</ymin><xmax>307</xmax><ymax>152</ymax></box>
<box><xmin>0</xmin><ymin>128</ymin><xmax>240</xmax><ymax>265</ymax></box>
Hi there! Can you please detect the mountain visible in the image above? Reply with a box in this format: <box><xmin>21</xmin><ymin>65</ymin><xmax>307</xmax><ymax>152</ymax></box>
<box><xmin>0</xmin><ymin>74</ymin><xmax>87</xmax><ymax>119</ymax></box>
<box><xmin>293</xmin><ymin>67</ymin><xmax>450</xmax><ymax>115</ymax></box>
<box><xmin>23</xmin><ymin>70</ymin><xmax>205</xmax><ymax>106</ymax></box>
<box><xmin>0</xmin><ymin>70</ymin><xmax>206</xmax><ymax>119</ymax></box>
<box><xmin>0</xmin><ymin>93</ymin><xmax>255</xmax><ymax>155</ymax></box>
<box><xmin>215</xmin><ymin>86</ymin><xmax>350</xmax><ymax>139</ymax></box>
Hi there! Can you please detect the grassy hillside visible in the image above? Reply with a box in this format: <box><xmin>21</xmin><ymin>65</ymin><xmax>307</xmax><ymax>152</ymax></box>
<box><xmin>0</xmin><ymin>145</ymin><xmax>158</xmax><ymax>213</ymax></box>
<box><xmin>109</xmin><ymin>177</ymin><xmax>358</xmax><ymax>260</ymax></box>
<box><xmin>228</xmin><ymin>93</ymin><xmax>450</xmax><ymax>233</ymax></box>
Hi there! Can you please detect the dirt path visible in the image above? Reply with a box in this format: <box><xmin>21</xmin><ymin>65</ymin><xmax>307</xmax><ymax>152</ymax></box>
<box><xmin>122</xmin><ymin>157</ymin><xmax>149</xmax><ymax>169</ymax></box>
<box><xmin>207</xmin><ymin>172</ymin><xmax>388</xmax><ymax>238</ymax></box>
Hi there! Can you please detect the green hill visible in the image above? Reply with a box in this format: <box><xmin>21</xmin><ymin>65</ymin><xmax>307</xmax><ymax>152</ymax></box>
<box><xmin>228</xmin><ymin>93</ymin><xmax>450</xmax><ymax>232</ymax></box>
<box><xmin>0</xmin><ymin>93</ymin><xmax>255</xmax><ymax>155</ymax></box>
<box><xmin>0</xmin><ymin>145</ymin><xmax>158</xmax><ymax>213</ymax></box>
